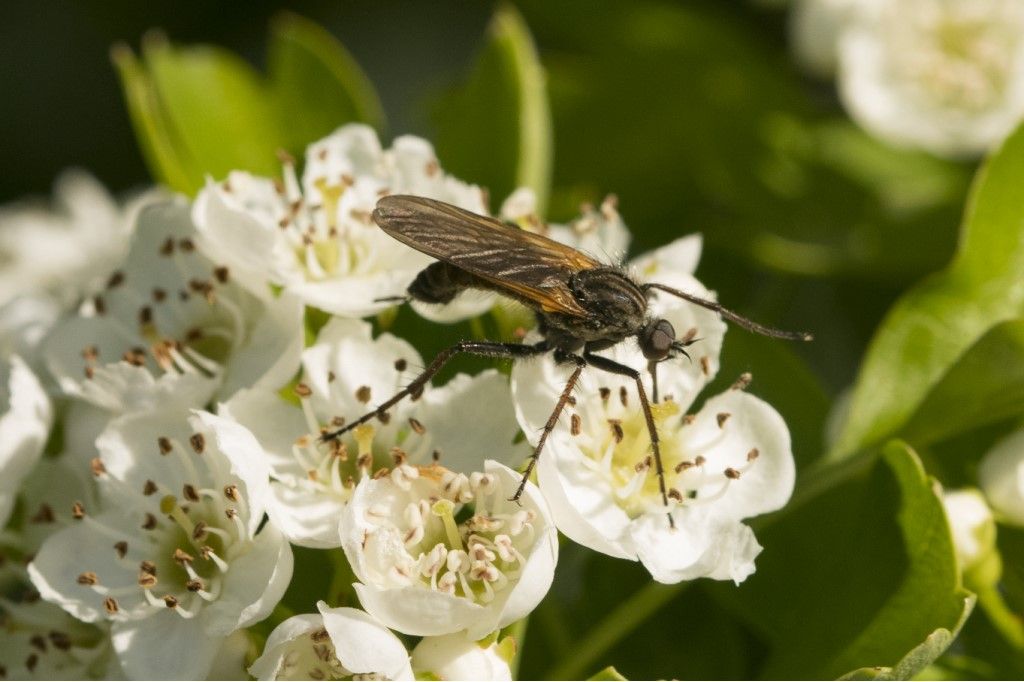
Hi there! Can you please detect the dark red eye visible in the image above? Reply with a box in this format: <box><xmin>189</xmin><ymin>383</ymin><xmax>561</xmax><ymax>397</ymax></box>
<box><xmin>640</xmin><ymin>319</ymin><xmax>676</xmax><ymax>360</ymax></box>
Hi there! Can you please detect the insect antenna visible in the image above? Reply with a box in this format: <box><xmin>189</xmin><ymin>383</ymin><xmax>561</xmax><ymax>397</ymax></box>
<box><xmin>642</xmin><ymin>283</ymin><xmax>813</xmax><ymax>341</ymax></box>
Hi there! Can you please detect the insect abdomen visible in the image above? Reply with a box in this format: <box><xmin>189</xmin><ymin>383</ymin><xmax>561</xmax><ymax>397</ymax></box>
<box><xmin>407</xmin><ymin>261</ymin><xmax>482</xmax><ymax>304</ymax></box>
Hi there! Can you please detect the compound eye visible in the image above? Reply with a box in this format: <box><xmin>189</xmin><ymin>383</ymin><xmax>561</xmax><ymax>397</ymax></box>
<box><xmin>640</xmin><ymin>319</ymin><xmax>676</xmax><ymax>360</ymax></box>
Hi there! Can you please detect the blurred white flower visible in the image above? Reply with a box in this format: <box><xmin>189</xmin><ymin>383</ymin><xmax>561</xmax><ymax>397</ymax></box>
<box><xmin>979</xmin><ymin>429</ymin><xmax>1024</xmax><ymax>526</ymax></box>
<box><xmin>249</xmin><ymin>603</ymin><xmax>413</xmax><ymax>681</ymax></box>
<box><xmin>512</xmin><ymin>236</ymin><xmax>794</xmax><ymax>584</ymax></box>
<box><xmin>0</xmin><ymin>355</ymin><xmax>52</xmax><ymax>528</ymax></box>
<box><xmin>0</xmin><ymin>171</ymin><xmax>159</xmax><ymax>310</ymax></box>
<box><xmin>941</xmin><ymin>488</ymin><xmax>996</xmax><ymax>573</ymax></box>
<box><xmin>411</xmin><ymin>632</ymin><xmax>515</xmax><ymax>681</ymax></box>
<box><xmin>837</xmin><ymin>0</ymin><xmax>1024</xmax><ymax>157</ymax></box>
<box><xmin>219</xmin><ymin>317</ymin><xmax>526</xmax><ymax>548</ymax></box>
<box><xmin>341</xmin><ymin>460</ymin><xmax>557</xmax><ymax>638</ymax></box>
<box><xmin>42</xmin><ymin>199</ymin><xmax>304</xmax><ymax>411</ymax></box>
<box><xmin>0</xmin><ymin>596</ymin><xmax>122</xmax><ymax>680</ymax></box>
<box><xmin>192</xmin><ymin>124</ymin><xmax>493</xmax><ymax>320</ymax></box>
<box><xmin>0</xmin><ymin>294</ymin><xmax>61</xmax><ymax>371</ymax></box>
<box><xmin>27</xmin><ymin>410</ymin><xmax>292</xmax><ymax>680</ymax></box>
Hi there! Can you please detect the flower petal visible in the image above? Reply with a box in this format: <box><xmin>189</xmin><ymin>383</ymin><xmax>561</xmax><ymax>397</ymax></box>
<box><xmin>318</xmin><ymin>603</ymin><xmax>414</xmax><ymax>680</ymax></box>
<box><xmin>111</xmin><ymin>609</ymin><xmax>222</xmax><ymax>680</ymax></box>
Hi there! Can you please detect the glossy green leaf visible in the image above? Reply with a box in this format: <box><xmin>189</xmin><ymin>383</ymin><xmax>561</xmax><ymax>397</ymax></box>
<box><xmin>901</xmin><ymin>320</ymin><xmax>1024</xmax><ymax>447</ymax></box>
<box><xmin>832</xmin><ymin>122</ymin><xmax>1024</xmax><ymax>459</ymax></box>
<box><xmin>712</xmin><ymin>441</ymin><xmax>971</xmax><ymax>678</ymax></box>
<box><xmin>143</xmin><ymin>36</ymin><xmax>282</xmax><ymax>187</ymax></box>
<box><xmin>268</xmin><ymin>11</ymin><xmax>385</xmax><ymax>155</ymax></box>
<box><xmin>432</xmin><ymin>4</ymin><xmax>553</xmax><ymax>213</ymax></box>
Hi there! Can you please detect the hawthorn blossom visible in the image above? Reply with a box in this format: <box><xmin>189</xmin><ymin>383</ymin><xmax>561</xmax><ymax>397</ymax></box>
<box><xmin>789</xmin><ymin>0</ymin><xmax>858</xmax><ymax>77</ymax></box>
<box><xmin>249</xmin><ymin>603</ymin><xmax>413</xmax><ymax>681</ymax></box>
<box><xmin>218</xmin><ymin>317</ymin><xmax>526</xmax><ymax>548</ymax></box>
<box><xmin>27</xmin><ymin>410</ymin><xmax>292</xmax><ymax>680</ymax></box>
<box><xmin>192</xmin><ymin>124</ymin><xmax>493</xmax><ymax>320</ymax></box>
<box><xmin>941</xmin><ymin>488</ymin><xmax>996</xmax><ymax>574</ymax></box>
<box><xmin>979</xmin><ymin>429</ymin><xmax>1024</xmax><ymax>526</ymax></box>
<box><xmin>0</xmin><ymin>356</ymin><xmax>52</xmax><ymax>528</ymax></box>
<box><xmin>511</xmin><ymin>236</ymin><xmax>793</xmax><ymax>584</ymax></box>
<box><xmin>42</xmin><ymin>198</ymin><xmax>303</xmax><ymax>412</ymax></box>
<box><xmin>838</xmin><ymin>0</ymin><xmax>1024</xmax><ymax>157</ymax></box>
<box><xmin>340</xmin><ymin>460</ymin><xmax>557</xmax><ymax>639</ymax></box>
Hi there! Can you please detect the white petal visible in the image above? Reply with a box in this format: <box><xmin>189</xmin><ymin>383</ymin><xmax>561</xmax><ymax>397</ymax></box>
<box><xmin>219</xmin><ymin>388</ymin><xmax>310</xmax><ymax>476</ymax></box>
<box><xmin>110</xmin><ymin>609</ymin><xmax>222</xmax><ymax>680</ymax></box>
<box><xmin>412</xmin><ymin>633</ymin><xmax>513</xmax><ymax>681</ymax></box>
<box><xmin>687</xmin><ymin>390</ymin><xmax>795</xmax><ymax>521</ymax></box>
<box><xmin>410</xmin><ymin>290</ymin><xmax>499</xmax><ymax>324</ymax></box>
<box><xmin>0</xmin><ymin>355</ymin><xmax>52</xmax><ymax>526</ymax></box>
<box><xmin>413</xmin><ymin>371</ymin><xmax>527</xmax><ymax>471</ymax></box>
<box><xmin>979</xmin><ymin>429</ymin><xmax>1024</xmax><ymax>526</ymax></box>
<box><xmin>318</xmin><ymin>603</ymin><xmax>414</xmax><ymax>680</ymax></box>
<box><xmin>218</xmin><ymin>291</ymin><xmax>304</xmax><ymax>401</ymax></box>
<box><xmin>632</xmin><ymin>509</ymin><xmax>762</xmax><ymax>584</ymax></box>
<box><xmin>536</xmin><ymin>438</ymin><xmax>637</xmax><ymax>560</ymax></box>
<box><xmin>629</xmin><ymin>234</ymin><xmax>703</xmax><ymax>279</ymax></box>
<box><xmin>942</xmin><ymin>488</ymin><xmax>996</xmax><ymax>569</ymax></box>
<box><xmin>202</xmin><ymin>521</ymin><xmax>293</xmax><ymax>635</ymax></box>
<box><xmin>248</xmin><ymin>613</ymin><xmax>325</xmax><ymax>680</ymax></box>
<box><xmin>353</xmin><ymin>583</ymin><xmax>484</xmax><ymax>637</ymax></box>
<box><xmin>268</xmin><ymin>482</ymin><xmax>348</xmax><ymax>548</ymax></box>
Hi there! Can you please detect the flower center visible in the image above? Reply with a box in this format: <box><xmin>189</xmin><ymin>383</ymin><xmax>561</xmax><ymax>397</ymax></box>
<box><xmin>364</xmin><ymin>468</ymin><xmax>536</xmax><ymax>605</ymax></box>
<box><xmin>273</xmin><ymin>627</ymin><xmax>360</xmax><ymax>681</ymax></box>
<box><xmin>571</xmin><ymin>389</ymin><xmax>759</xmax><ymax>519</ymax></box>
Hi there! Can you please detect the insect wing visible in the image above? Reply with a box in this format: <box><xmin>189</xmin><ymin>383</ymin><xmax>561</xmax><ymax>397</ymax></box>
<box><xmin>373</xmin><ymin>195</ymin><xmax>599</xmax><ymax>316</ymax></box>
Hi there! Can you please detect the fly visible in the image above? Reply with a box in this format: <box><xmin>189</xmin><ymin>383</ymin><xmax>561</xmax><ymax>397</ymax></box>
<box><xmin>322</xmin><ymin>195</ymin><xmax>811</xmax><ymax>527</ymax></box>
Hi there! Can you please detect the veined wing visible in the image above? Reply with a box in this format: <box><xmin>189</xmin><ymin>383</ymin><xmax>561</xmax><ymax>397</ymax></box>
<box><xmin>372</xmin><ymin>195</ymin><xmax>600</xmax><ymax>316</ymax></box>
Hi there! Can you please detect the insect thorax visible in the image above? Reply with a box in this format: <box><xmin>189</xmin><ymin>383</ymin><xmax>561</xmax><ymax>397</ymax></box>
<box><xmin>538</xmin><ymin>267</ymin><xmax>648</xmax><ymax>352</ymax></box>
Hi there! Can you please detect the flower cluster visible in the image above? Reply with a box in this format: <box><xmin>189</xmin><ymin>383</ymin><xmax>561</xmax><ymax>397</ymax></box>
<box><xmin>790</xmin><ymin>0</ymin><xmax>1024</xmax><ymax>157</ymax></box>
<box><xmin>1</xmin><ymin>124</ymin><xmax>796</xmax><ymax>679</ymax></box>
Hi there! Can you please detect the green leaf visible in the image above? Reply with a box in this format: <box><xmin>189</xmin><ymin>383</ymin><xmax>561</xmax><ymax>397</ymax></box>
<box><xmin>839</xmin><ymin>602</ymin><xmax>974</xmax><ymax>680</ymax></box>
<box><xmin>712</xmin><ymin>441</ymin><xmax>972</xmax><ymax>678</ymax></box>
<box><xmin>143</xmin><ymin>36</ymin><xmax>283</xmax><ymax>186</ymax></box>
<box><xmin>432</xmin><ymin>4</ymin><xmax>553</xmax><ymax>213</ymax></box>
<box><xmin>111</xmin><ymin>43</ymin><xmax>197</xmax><ymax>193</ymax></box>
<box><xmin>832</xmin><ymin>122</ymin><xmax>1024</xmax><ymax>459</ymax></box>
<box><xmin>268</xmin><ymin>11</ymin><xmax>385</xmax><ymax>155</ymax></box>
<box><xmin>902</xmin><ymin>320</ymin><xmax>1024</xmax><ymax>447</ymax></box>
<box><xmin>588</xmin><ymin>666</ymin><xmax>628</xmax><ymax>681</ymax></box>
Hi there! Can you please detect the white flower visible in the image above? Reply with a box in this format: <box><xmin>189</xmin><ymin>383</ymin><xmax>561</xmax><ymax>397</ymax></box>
<box><xmin>979</xmin><ymin>429</ymin><xmax>1024</xmax><ymax>526</ymax></box>
<box><xmin>27</xmin><ymin>409</ymin><xmax>293</xmax><ymax>680</ymax></box>
<box><xmin>218</xmin><ymin>317</ymin><xmax>527</xmax><ymax>548</ymax></box>
<box><xmin>42</xmin><ymin>198</ymin><xmax>304</xmax><ymax>412</ymax></box>
<box><xmin>941</xmin><ymin>488</ymin><xmax>996</xmax><ymax>572</ymax></box>
<box><xmin>0</xmin><ymin>170</ymin><xmax>158</xmax><ymax>309</ymax></box>
<box><xmin>0</xmin><ymin>596</ymin><xmax>122</xmax><ymax>680</ymax></box>
<box><xmin>249</xmin><ymin>603</ymin><xmax>413</xmax><ymax>681</ymax></box>
<box><xmin>411</xmin><ymin>632</ymin><xmax>515</xmax><ymax>681</ymax></box>
<box><xmin>341</xmin><ymin>460</ymin><xmax>557</xmax><ymax>639</ymax></box>
<box><xmin>0</xmin><ymin>294</ymin><xmax>61</xmax><ymax>371</ymax></box>
<box><xmin>192</xmin><ymin>124</ymin><xmax>492</xmax><ymax>320</ymax></box>
<box><xmin>0</xmin><ymin>355</ymin><xmax>52</xmax><ymax>528</ymax></box>
<box><xmin>511</xmin><ymin>237</ymin><xmax>794</xmax><ymax>584</ymax></box>
<box><xmin>837</xmin><ymin>0</ymin><xmax>1024</xmax><ymax>157</ymax></box>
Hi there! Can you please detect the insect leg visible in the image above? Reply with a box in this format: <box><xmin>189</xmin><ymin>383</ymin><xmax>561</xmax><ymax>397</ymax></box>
<box><xmin>320</xmin><ymin>339</ymin><xmax>549</xmax><ymax>442</ymax></box>
<box><xmin>509</xmin><ymin>353</ymin><xmax>586</xmax><ymax>503</ymax></box>
<box><xmin>584</xmin><ymin>352</ymin><xmax>675</xmax><ymax>529</ymax></box>
<box><xmin>648</xmin><ymin>360</ymin><xmax>659</xmax><ymax>404</ymax></box>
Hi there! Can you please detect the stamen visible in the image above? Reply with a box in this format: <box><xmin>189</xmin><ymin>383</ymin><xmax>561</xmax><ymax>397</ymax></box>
<box><xmin>432</xmin><ymin>499</ymin><xmax>465</xmax><ymax>551</ymax></box>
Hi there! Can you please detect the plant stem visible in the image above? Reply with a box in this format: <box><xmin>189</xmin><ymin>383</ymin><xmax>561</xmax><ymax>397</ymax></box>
<box><xmin>546</xmin><ymin>581</ymin><xmax>686</xmax><ymax>680</ymax></box>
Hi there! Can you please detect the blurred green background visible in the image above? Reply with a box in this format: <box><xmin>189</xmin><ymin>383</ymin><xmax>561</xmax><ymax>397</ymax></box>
<box><xmin>6</xmin><ymin>1</ymin><xmax>1008</xmax><ymax>679</ymax></box>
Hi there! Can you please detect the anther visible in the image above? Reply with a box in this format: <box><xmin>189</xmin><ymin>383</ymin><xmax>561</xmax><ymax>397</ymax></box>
<box><xmin>71</xmin><ymin>501</ymin><xmax>85</xmax><ymax>519</ymax></box>
<box><xmin>394</xmin><ymin>358</ymin><xmax>408</xmax><ymax>372</ymax></box>
<box><xmin>93</xmin><ymin>295</ymin><xmax>106</xmax><ymax>316</ymax></box>
<box><xmin>143</xmin><ymin>480</ymin><xmax>158</xmax><ymax>496</ymax></box>
<box><xmin>408</xmin><ymin>417</ymin><xmax>426</xmax><ymax>435</ymax></box>
<box><xmin>173</xmin><ymin>548</ymin><xmax>194</xmax><ymax>565</ymax></box>
<box><xmin>608</xmin><ymin>419</ymin><xmax>624</xmax><ymax>443</ymax></box>
<box><xmin>163</xmin><ymin>595</ymin><xmax>178</xmax><ymax>608</ymax></box>
<box><xmin>189</xmin><ymin>433</ymin><xmax>205</xmax><ymax>454</ymax></box>
<box><xmin>29</xmin><ymin>634</ymin><xmax>46</xmax><ymax>652</ymax></box>
<box><xmin>694</xmin><ymin>455</ymin><xmax>706</xmax><ymax>466</ymax></box>
<box><xmin>104</xmin><ymin>597</ymin><xmax>119</xmax><ymax>614</ymax></box>
<box><xmin>106</xmin><ymin>271</ymin><xmax>125</xmax><ymax>288</ymax></box>
<box><xmin>49</xmin><ymin>632</ymin><xmax>72</xmax><ymax>651</ymax></box>
<box><xmin>90</xmin><ymin>458</ymin><xmax>106</xmax><ymax>477</ymax></box>
<box><xmin>355</xmin><ymin>385</ymin><xmax>372</xmax><ymax>403</ymax></box>
<box><xmin>77</xmin><ymin>572</ymin><xmax>98</xmax><ymax>586</ymax></box>
<box><xmin>192</xmin><ymin>521</ymin><xmax>208</xmax><ymax>540</ymax></box>
<box><xmin>731</xmin><ymin>373</ymin><xmax>753</xmax><ymax>390</ymax></box>
<box><xmin>158</xmin><ymin>437</ymin><xmax>173</xmax><ymax>455</ymax></box>
<box><xmin>681</xmin><ymin>327</ymin><xmax>698</xmax><ymax>343</ymax></box>
<box><xmin>599</xmin><ymin>387</ymin><xmax>610</xmax><ymax>403</ymax></box>
<box><xmin>674</xmin><ymin>460</ymin><xmax>693</xmax><ymax>474</ymax></box>
<box><xmin>179</xmin><ymin>238</ymin><xmax>195</xmax><ymax>252</ymax></box>
<box><xmin>138</xmin><ymin>573</ymin><xmax>157</xmax><ymax>588</ymax></box>
<box><xmin>747</xmin><ymin>448</ymin><xmax>760</xmax><ymax>461</ymax></box>
<box><xmin>700</xmin><ymin>356</ymin><xmax>711</xmax><ymax>376</ymax></box>
<box><xmin>114</xmin><ymin>541</ymin><xmax>128</xmax><ymax>559</ymax></box>
<box><xmin>716</xmin><ymin>413</ymin><xmax>731</xmax><ymax>428</ymax></box>
<box><xmin>140</xmin><ymin>561</ymin><xmax>157</xmax><ymax>575</ymax></box>
<box><xmin>159</xmin><ymin>237</ymin><xmax>175</xmax><ymax>256</ymax></box>
<box><xmin>724</xmin><ymin>468</ymin><xmax>741</xmax><ymax>480</ymax></box>
<box><xmin>30</xmin><ymin>504</ymin><xmax>55</xmax><ymax>523</ymax></box>
<box><xmin>223</xmin><ymin>484</ymin><xmax>239</xmax><ymax>501</ymax></box>
<box><xmin>186</xmin><ymin>579</ymin><xmax>204</xmax><ymax>592</ymax></box>
<box><xmin>183</xmin><ymin>484</ymin><xmax>200</xmax><ymax>502</ymax></box>
<box><xmin>619</xmin><ymin>386</ymin><xmax>629</xmax><ymax>407</ymax></box>
<box><xmin>82</xmin><ymin>345</ymin><xmax>99</xmax><ymax>361</ymax></box>
<box><xmin>668</xmin><ymin>488</ymin><xmax>684</xmax><ymax>502</ymax></box>
<box><xmin>571</xmin><ymin>413</ymin><xmax>581</xmax><ymax>436</ymax></box>
<box><xmin>26</xmin><ymin>654</ymin><xmax>38</xmax><ymax>672</ymax></box>
<box><xmin>294</xmin><ymin>383</ymin><xmax>312</xmax><ymax>398</ymax></box>
<box><xmin>138</xmin><ymin>306</ymin><xmax>153</xmax><ymax>326</ymax></box>
<box><xmin>142</xmin><ymin>513</ymin><xmax>157</xmax><ymax>530</ymax></box>
<box><xmin>213</xmin><ymin>266</ymin><xmax>229</xmax><ymax>283</ymax></box>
